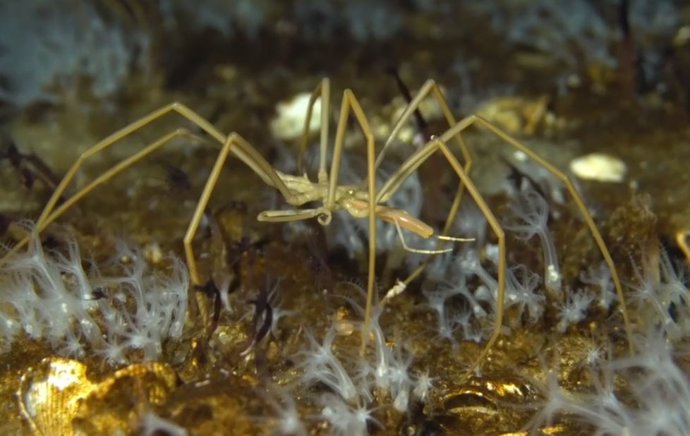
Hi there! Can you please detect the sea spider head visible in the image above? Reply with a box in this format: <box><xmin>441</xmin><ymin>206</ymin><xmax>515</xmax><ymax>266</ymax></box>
<box><xmin>335</xmin><ymin>185</ymin><xmax>371</xmax><ymax>219</ymax></box>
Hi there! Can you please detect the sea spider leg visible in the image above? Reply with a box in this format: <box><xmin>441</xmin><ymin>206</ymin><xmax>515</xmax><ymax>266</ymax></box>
<box><xmin>439</xmin><ymin>115</ymin><xmax>633</xmax><ymax>353</ymax></box>
<box><xmin>182</xmin><ymin>87</ymin><xmax>380</xmax><ymax>351</ymax></box>
<box><xmin>378</xmin><ymin>79</ymin><xmax>473</xmax><ymax>241</ymax></box>
<box><xmin>383</xmin><ymin>80</ymin><xmax>634</xmax><ymax>350</ymax></box>
<box><xmin>376</xmin><ymin>110</ymin><xmax>634</xmax><ymax>375</ymax></box>
<box><xmin>376</xmin><ymin>79</ymin><xmax>471</xmax><ymax>175</ymax></box>
<box><xmin>375</xmin><ymin>127</ymin><xmax>505</xmax><ymax>378</ymax></box>
<box><xmin>184</xmin><ymin>131</ymin><xmax>317</xmax><ymax>285</ymax></box>
<box><xmin>299</xmin><ymin>78</ymin><xmax>330</xmax><ymax>184</ymax></box>
<box><xmin>2</xmin><ymin>128</ymin><xmax>194</xmax><ymax>260</ymax></box>
<box><xmin>1</xmin><ymin>104</ymin><xmax>302</xmax><ymax>277</ymax></box>
<box><xmin>376</xmin><ymin>79</ymin><xmax>477</xmax><ymax>288</ymax></box>
<box><xmin>326</xmin><ymin>89</ymin><xmax>378</xmax><ymax>351</ymax></box>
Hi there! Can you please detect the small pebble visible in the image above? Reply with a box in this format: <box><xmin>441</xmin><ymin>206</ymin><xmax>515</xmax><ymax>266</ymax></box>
<box><xmin>569</xmin><ymin>152</ymin><xmax>626</xmax><ymax>182</ymax></box>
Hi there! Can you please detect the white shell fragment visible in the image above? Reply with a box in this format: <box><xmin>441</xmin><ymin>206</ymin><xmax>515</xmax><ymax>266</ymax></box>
<box><xmin>270</xmin><ymin>92</ymin><xmax>321</xmax><ymax>140</ymax></box>
<box><xmin>569</xmin><ymin>152</ymin><xmax>626</xmax><ymax>183</ymax></box>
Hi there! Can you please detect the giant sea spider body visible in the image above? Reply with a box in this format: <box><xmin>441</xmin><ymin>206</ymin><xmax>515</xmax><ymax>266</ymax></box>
<box><xmin>0</xmin><ymin>78</ymin><xmax>633</xmax><ymax>376</ymax></box>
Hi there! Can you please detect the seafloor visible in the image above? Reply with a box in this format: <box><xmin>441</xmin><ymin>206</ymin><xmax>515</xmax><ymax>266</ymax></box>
<box><xmin>1</xmin><ymin>1</ymin><xmax>690</xmax><ymax>435</ymax></box>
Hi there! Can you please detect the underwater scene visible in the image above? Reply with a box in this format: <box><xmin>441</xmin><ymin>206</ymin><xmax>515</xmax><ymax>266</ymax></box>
<box><xmin>1</xmin><ymin>1</ymin><xmax>690</xmax><ymax>435</ymax></box>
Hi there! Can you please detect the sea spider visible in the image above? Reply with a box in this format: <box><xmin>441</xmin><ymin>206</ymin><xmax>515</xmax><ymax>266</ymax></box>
<box><xmin>0</xmin><ymin>78</ymin><xmax>633</xmax><ymax>376</ymax></box>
